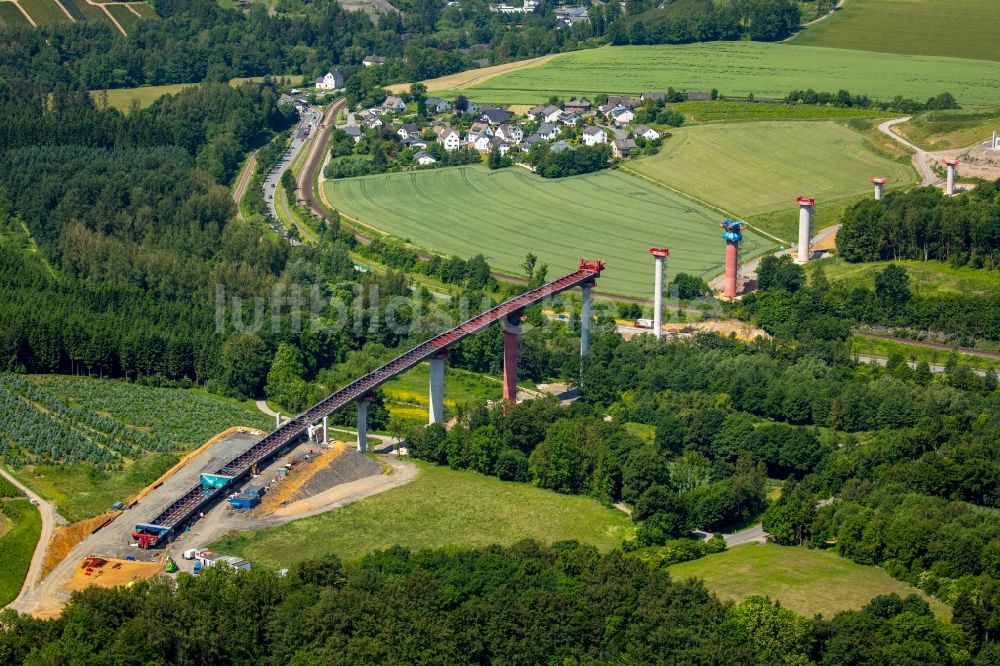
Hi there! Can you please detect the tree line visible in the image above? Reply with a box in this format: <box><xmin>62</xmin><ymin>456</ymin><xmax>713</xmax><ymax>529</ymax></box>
<box><xmin>0</xmin><ymin>541</ymin><xmax>977</xmax><ymax>665</ymax></box>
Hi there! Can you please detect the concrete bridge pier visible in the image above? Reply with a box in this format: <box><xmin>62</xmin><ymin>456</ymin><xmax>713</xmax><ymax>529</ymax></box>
<box><xmin>429</xmin><ymin>351</ymin><xmax>447</xmax><ymax>424</ymax></box>
<box><xmin>357</xmin><ymin>393</ymin><xmax>375</xmax><ymax>452</ymax></box>
<box><xmin>580</xmin><ymin>279</ymin><xmax>595</xmax><ymax>355</ymax></box>
<box><xmin>502</xmin><ymin>311</ymin><xmax>522</xmax><ymax>401</ymax></box>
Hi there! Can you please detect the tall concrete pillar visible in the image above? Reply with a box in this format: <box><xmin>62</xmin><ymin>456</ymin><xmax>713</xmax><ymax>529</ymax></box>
<box><xmin>501</xmin><ymin>312</ymin><xmax>520</xmax><ymax>401</ymax></box>
<box><xmin>356</xmin><ymin>399</ymin><xmax>369</xmax><ymax>452</ymax></box>
<box><xmin>580</xmin><ymin>281</ymin><xmax>594</xmax><ymax>355</ymax></box>
<box><xmin>870</xmin><ymin>177</ymin><xmax>887</xmax><ymax>201</ymax></box>
<box><xmin>322</xmin><ymin>415</ymin><xmax>328</xmax><ymax>445</ymax></box>
<box><xmin>649</xmin><ymin>248</ymin><xmax>669</xmax><ymax>337</ymax></box>
<box><xmin>428</xmin><ymin>351</ymin><xmax>447</xmax><ymax>424</ymax></box>
<box><xmin>944</xmin><ymin>158</ymin><xmax>959</xmax><ymax>195</ymax></box>
<box><xmin>275</xmin><ymin>412</ymin><xmax>281</xmax><ymax>428</ymax></box>
<box><xmin>721</xmin><ymin>219</ymin><xmax>743</xmax><ymax>299</ymax></box>
<box><xmin>796</xmin><ymin>197</ymin><xmax>815</xmax><ymax>264</ymax></box>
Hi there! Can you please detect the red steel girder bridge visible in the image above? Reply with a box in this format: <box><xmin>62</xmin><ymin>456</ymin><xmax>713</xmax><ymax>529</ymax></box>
<box><xmin>132</xmin><ymin>259</ymin><xmax>604</xmax><ymax>547</ymax></box>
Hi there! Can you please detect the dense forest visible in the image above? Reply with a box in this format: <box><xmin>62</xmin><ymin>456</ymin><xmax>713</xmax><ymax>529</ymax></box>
<box><xmin>0</xmin><ymin>541</ymin><xmax>978</xmax><ymax>665</ymax></box>
<box><xmin>0</xmin><ymin>0</ymin><xmax>803</xmax><ymax>92</ymax></box>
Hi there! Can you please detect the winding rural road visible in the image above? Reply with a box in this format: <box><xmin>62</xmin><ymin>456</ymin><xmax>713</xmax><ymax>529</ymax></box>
<box><xmin>1</xmin><ymin>467</ymin><xmax>57</xmax><ymax>612</ymax></box>
<box><xmin>879</xmin><ymin>117</ymin><xmax>937</xmax><ymax>185</ymax></box>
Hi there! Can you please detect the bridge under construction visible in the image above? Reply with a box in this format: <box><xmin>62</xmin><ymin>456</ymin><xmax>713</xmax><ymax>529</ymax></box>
<box><xmin>132</xmin><ymin>260</ymin><xmax>604</xmax><ymax>548</ymax></box>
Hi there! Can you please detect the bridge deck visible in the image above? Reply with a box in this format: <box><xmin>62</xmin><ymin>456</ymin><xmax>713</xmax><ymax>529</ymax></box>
<box><xmin>141</xmin><ymin>263</ymin><xmax>602</xmax><ymax>534</ymax></box>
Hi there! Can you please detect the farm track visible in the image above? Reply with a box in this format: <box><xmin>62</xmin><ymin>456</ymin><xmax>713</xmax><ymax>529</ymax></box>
<box><xmin>232</xmin><ymin>153</ymin><xmax>257</xmax><ymax>221</ymax></box>
<box><xmin>1</xmin><ymin>467</ymin><xmax>57</xmax><ymax>614</ymax></box>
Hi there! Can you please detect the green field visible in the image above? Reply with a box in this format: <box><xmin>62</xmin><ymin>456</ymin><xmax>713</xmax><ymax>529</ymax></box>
<box><xmin>893</xmin><ymin>108</ymin><xmax>1000</xmax><ymax>150</ymax></box>
<box><xmin>0</xmin><ymin>498</ymin><xmax>41</xmax><ymax>606</ymax></box>
<box><xmin>669</xmin><ymin>543</ymin><xmax>950</xmax><ymax>619</ymax></box>
<box><xmin>19</xmin><ymin>0</ymin><xmax>70</xmax><ymax>24</ymax></box>
<box><xmin>382</xmin><ymin>363</ymin><xmax>507</xmax><ymax>426</ymax></box>
<box><xmin>5</xmin><ymin>375</ymin><xmax>270</xmax><ymax>521</ymax></box>
<box><xmin>458</xmin><ymin>43</ymin><xmax>1000</xmax><ymax>109</ymax></box>
<box><xmin>131</xmin><ymin>1</ymin><xmax>155</xmax><ymax>16</ymax></box>
<box><xmin>211</xmin><ymin>462</ymin><xmax>634</xmax><ymax>566</ymax></box>
<box><xmin>93</xmin><ymin>75</ymin><xmax>290</xmax><ymax>111</ymax></box>
<box><xmin>325</xmin><ymin>165</ymin><xmax>774</xmax><ymax>297</ymax></box>
<box><xmin>807</xmin><ymin>256</ymin><xmax>1000</xmax><ymax>297</ymax></box>
<box><xmin>671</xmin><ymin>100</ymin><xmax>885</xmax><ymax>123</ymax></box>
<box><xmin>0</xmin><ymin>2</ymin><xmax>31</xmax><ymax>25</ymax></box>
<box><xmin>105</xmin><ymin>2</ymin><xmax>138</xmax><ymax>31</ymax></box>
<box><xmin>629</xmin><ymin>121</ymin><xmax>916</xmax><ymax>225</ymax></box>
<box><xmin>59</xmin><ymin>0</ymin><xmax>113</xmax><ymax>23</ymax></box>
<box><xmin>851</xmin><ymin>334</ymin><xmax>1000</xmax><ymax>373</ymax></box>
<box><xmin>789</xmin><ymin>0</ymin><xmax>1000</xmax><ymax>62</ymax></box>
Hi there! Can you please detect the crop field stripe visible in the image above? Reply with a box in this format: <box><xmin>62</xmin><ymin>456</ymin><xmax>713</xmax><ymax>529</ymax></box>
<box><xmin>59</xmin><ymin>0</ymin><xmax>111</xmax><ymax>24</ymax></box>
<box><xmin>457</xmin><ymin>43</ymin><xmax>1000</xmax><ymax>110</ymax></box>
<box><xmin>0</xmin><ymin>2</ymin><xmax>32</xmax><ymax>26</ymax></box>
<box><xmin>789</xmin><ymin>0</ymin><xmax>1000</xmax><ymax>62</ymax></box>
<box><xmin>325</xmin><ymin>165</ymin><xmax>773</xmax><ymax>297</ymax></box>
<box><xmin>105</xmin><ymin>3</ymin><xmax>136</xmax><ymax>31</ymax></box>
<box><xmin>19</xmin><ymin>0</ymin><xmax>71</xmax><ymax>24</ymax></box>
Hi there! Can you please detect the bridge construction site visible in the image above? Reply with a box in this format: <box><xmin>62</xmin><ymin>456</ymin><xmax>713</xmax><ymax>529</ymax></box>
<box><xmin>131</xmin><ymin>259</ymin><xmax>606</xmax><ymax>549</ymax></box>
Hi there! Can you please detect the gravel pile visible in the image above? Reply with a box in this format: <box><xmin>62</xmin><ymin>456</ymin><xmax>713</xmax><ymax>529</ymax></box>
<box><xmin>292</xmin><ymin>448</ymin><xmax>382</xmax><ymax>500</ymax></box>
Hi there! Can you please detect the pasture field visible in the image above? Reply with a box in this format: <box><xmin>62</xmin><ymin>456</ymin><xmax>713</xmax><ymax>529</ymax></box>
<box><xmin>0</xmin><ymin>2</ymin><xmax>31</xmax><ymax>25</ymax></box>
<box><xmin>105</xmin><ymin>2</ymin><xmax>138</xmax><ymax>31</ymax></box>
<box><xmin>893</xmin><ymin>108</ymin><xmax>1000</xmax><ymax>151</ymax></box>
<box><xmin>93</xmin><ymin>76</ymin><xmax>285</xmax><ymax>111</ymax></box>
<box><xmin>629</xmin><ymin>121</ymin><xmax>916</xmax><ymax>221</ymax></box>
<box><xmin>0</xmin><ymin>498</ymin><xmax>41</xmax><ymax>606</ymax></box>
<box><xmin>670</xmin><ymin>100</ymin><xmax>884</xmax><ymax>123</ymax></box>
<box><xmin>382</xmin><ymin>363</ymin><xmax>506</xmax><ymax>426</ymax></box>
<box><xmin>789</xmin><ymin>0</ymin><xmax>1000</xmax><ymax>62</ymax></box>
<box><xmin>457</xmin><ymin>43</ymin><xmax>1000</xmax><ymax>109</ymax></box>
<box><xmin>19</xmin><ymin>0</ymin><xmax>70</xmax><ymax>24</ymax></box>
<box><xmin>851</xmin><ymin>334</ymin><xmax>1000</xmax><ymax>374</ymax></box>
<box><xmin>385</xmin><ymin>54</ymin><xmax>559</xmax><ymax>94</ymax></box>
<box><xmin>4</xmin><ymin>375</ymin><xmax>269</xmax><ymax>521</ymax></box>
<box><xmin>324</xmin><ymin>165</ymin><xmax>774</xmax><ymax>297</ymax></box>
<box><xmin>210</xmin><ymin>461</ymin><xmax>634</xmax><ymax>565</ymax></box>
<box><xmin>747</xmin><ymin>193</ymin><xmax>867</xmax><ymax>244</ymax></box>
<box><xmin>668</xmin><ymin>543</ymin><xmax>949</xmax><ymax>619</ymax></box>
<box><xmin>807</xmin><ymin>257</ymin><xmax>1000</xmax><ymax>297</ymax></box>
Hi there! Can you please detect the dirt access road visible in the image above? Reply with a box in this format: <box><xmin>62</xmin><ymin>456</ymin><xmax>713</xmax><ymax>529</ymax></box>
<box><xmin>1</xmin><ymin>467</ymin><xmax>61</xmax><ymax>613</ymax></box>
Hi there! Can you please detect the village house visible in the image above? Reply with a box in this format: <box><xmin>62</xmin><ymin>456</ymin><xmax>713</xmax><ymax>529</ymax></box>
<box><xmin>315</xmin><ymin>71</ymin><xmax>344</xmax><ymax>91</ymax></box>
<box><xmin>495</xmin><ymin>124</ymin><xmax>523</xmax><ymax>143</ymax></box>
<box><xmin>607</xmin><ymin>95</ymin><xmax>634</xmax><ymax>108</ymax></box>
<box><xmin>521</xmin><ymin>133</ymin><xmax>545</xmax><ymax>149</ymax></box>
<box><xmin>362</xmin><ymin>56</ymin><xmax>387</xmax><ymax>67</ymax></box>
<box><xmin>540</xmin><ymin>105</ymin><xmax>563</xmax><ymax>123</ymax></box>
<box><xmin>610</xmin><ymin>107</ymin><xmax>635</xmax><ymax>125</ymax></box>
<box><xmin>424</xmin><ymin>97</ymin><xmax>452</xmax><ymax>114</ymax></box>
<box><xmin>582</xmin><ymin>126</ymin><xmax>607</xmax><ymax>146</ymax></box>
<box><xmin>362</xmin><ymin>113</ymin><xmax>383</xmax><ymax>129</ymax></box>
<box><xmin>641</xmin><ymin>92</ymin><xmax>666</xmax><ymax>102</ymax></box>
<box><xmin>685</xmin><ymin>91</ymin><xmax>713</xmax><ymax>101</ymax></box>
<box><xmin>489</xmin><ymin>136</ymin><xmax>512</xmax><ymax>156</ymax></box>
<box><xmin>612</xmin><ymin>138</ymin><xmax>637</xmax><ymax>158</ymax></box>
<box><xmin>480</xmin><ymin>107</ymin><xmax>513</xmax><ymax>125</ymax></box>
<box><xmin>554</xmin><ymin>6</ymin><xmax>588</xmax><ymax>25</ymax></box>
<box><xmin>560</xmin><ymin>112</ymin><xmax>582</xmax><ymax>126</ymax></box>
<box><xmin>565</xmin><ymin>97</ymin><xmax>591</xmax><ymax>114</ymax></box>
<box><xmin>537</xmin><ymin>123</ymin><xmax>559</xmax><ymax>141</ymax></box>
<box><xmin>381</xmin><ymin>96</ymin><xmax>406</xmax><ymax>113</ymax></box>
<box><xmin>397</xmin><ymin>123</ymin><xmax>420</xmax><ymax>140</ymax></box>
<box><xmin>343</xmin><ymin>126</ymin><xmax>362</xmax><ymax>143</ymax></box>
<box><xmin>435</xmin><ymin>126</ymin><xmax>461</xmax><ymax>151</ymax></box>
<box><xmin>633</xmin><ymin>125</ymin><xmax>661</xmax><ymax>141</ymax></box>
<box><xmin>468</xmin><ymin>122</ymin><xmax>493</xmax><ymax>137</ymax></box>
<box><xmin>468</xmin><ymin>132</ymin><xmax>493</xmax><ymax>152</ymax></box>
<box><xmin>413</xmin><ymin>150</ymin><xmax>437</xmax><ymax>165</ymax></box>
<box><xmin>551</xmin><ymin>140</ymin><xmax>572</xmax><ymax>153</ymax></box>
<box><xmin>526</xmin><ymin>105</ymin><xmax>546</xmax><ymax>121</ymax></box>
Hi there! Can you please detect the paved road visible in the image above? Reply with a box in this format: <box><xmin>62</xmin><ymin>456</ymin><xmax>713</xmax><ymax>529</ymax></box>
<box><xmin>1</xmin><ymin>467</ymin><xmax>58</xmax><ymax>613</ymax></box>
<box><xmin>264</xmin><ymin>106</ymin><xmax>321</xmax><ymax>244</ymax></box>
<box><xmin>879</xmin><ymin>117</ymin><xmax>937</xmax><ymax>185</ymax></box>
<box><xmin>723</xmin><ymin>523</ymin><xmax>767</xmax><ymax>547</ymax></box>
<box><xmin>855</xmin><ymin>353</ymin><xmax>987</xmax><ymax>377</ymax></box>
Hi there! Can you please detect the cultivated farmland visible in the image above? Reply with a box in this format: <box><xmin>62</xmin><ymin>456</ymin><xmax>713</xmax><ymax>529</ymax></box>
<box><xmin>892</xmin><ymin>108</ymin><xmax>1000</xmax><ymax>151</ymax></box>
<box><xmin>0</xmin><ymin>2</ymin><xmax>31</xmax><ymax>26</ymax></box>
<box><xmin>105</xmin><ymin>2</ymin><xmax>138</xmax><ymax>31</ymax></box>
<box><xmin>324</xmin><ymin>165</ymin><xmax>774</xmax><ymax>297</ymax></box>
<box><xmin>18</xmin><ymin>0</ymin><xmax>71</xmax><ymax>24</ymax></box>
<box><xmin>629</xmin><ymin>121</ymin><xmax>916</xmax><ymax>222</ymax></box>
<box><xmin>670</xmin><ymin>100</ymin><xmax>883</xmax><ymax>123</ymax></box>
<box><xmin>789</xmin><ymin>0</ymin><xmax>1000</xmax><ymax>62</ymax></box>
<box><xmin>458</xmin><ymin>43</ymin><xmax>1000</xmax><ymax>109</ymax></box>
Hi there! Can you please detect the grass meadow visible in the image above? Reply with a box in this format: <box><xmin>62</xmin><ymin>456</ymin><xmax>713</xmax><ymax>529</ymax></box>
<box><xmin>92</xmin><ymin>75</ymin><xmax>290</xmax><ymax>111</ymax></box>
<box><xmin>382</xmin><ymin>363</ymin><xmax>506</xmax><ymax>427</ymax></box>
<box><xmin>669</xmin><ymin>543</ymin><xmax>950</xmax><ymax>619</ymax></box>
<box><xmin>806</xmin><ymin>256</ymin><xmax>1000</xmax><ymax>297</ymax></box>
<box><xmin>670</xmin><ymin>100</ymin><xmax>884</xmax><ymax>123</ymax></box>
<box><xmin>851</xmin><ymin>334</ymin><xmax>1000</xmax><ymax>373</ymax></box>
<box><xmin>458</xmin><ymin>43</ymin><xmax>1000</xmax><ymax>109</ymax></box>
<box><xmin>0</xmin><ymin>2</ymin><xmax>31</xmax><ymax>26</ymax></box>
<box><xmin>893</xmin><ymin>108</ymin><xmax>1000</xmax><ymax>151</ymax></box>
<box><xmin>789</xmin><ymin>0</ymin><xmax>1000</xmax><ymax>62</ymax></box>
<box><xmin>325</xmin><ymin>165</ymin><xmax>774</xmax><ymax>298</ymax></box>
<box><xmin>18</xmin><ymin>0</ymin><xmax>71</xmax><ymax>24</ymax></box>
<box><xmin>629</xmin><ymin>121</ymin><xmax>915</xmax><ymax>225</ymax></box>
<box><xmin>0</xmin><ymin>498</ymin><xmax>41</xmax><ymax>606</ymax></box>
<box><xmin>211</xmin><ymin>461</ymin><xmax>634</xmax><ymax>565</ymax></box>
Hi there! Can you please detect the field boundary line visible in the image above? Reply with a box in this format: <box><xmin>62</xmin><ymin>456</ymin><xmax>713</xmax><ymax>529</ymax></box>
<box><xmin>619</xmin><ymin>164</ymin><xmax>790</xmax><ymax>246</ymax></box>
<box><xmin>11</xmin><ymin>1</ymin><xmax>38</xmax><ymax>26</ymax></box>
<box><xmin>784</xmin><ymin>0</ymin><xmax>846</xmax><ymax>41</ymax></box>
<box><xmin>51</xmin><ymin>0</ymin><xmax>76</xmax><ymax>21</ymax></box>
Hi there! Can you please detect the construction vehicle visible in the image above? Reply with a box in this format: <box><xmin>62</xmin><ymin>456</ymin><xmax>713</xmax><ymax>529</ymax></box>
<box><xmin>165</xmin><ymin>557</ymin><xmax>179</xmax><ymax>573</ymax></box>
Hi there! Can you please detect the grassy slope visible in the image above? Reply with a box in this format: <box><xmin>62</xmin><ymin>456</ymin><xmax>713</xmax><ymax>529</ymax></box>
<box><xmin>851</xmin><ymin>335</ymin><xmax>1000</xmax><ymax>372</ymax></box>
<box><xmin>382</xmin><ymin>363</ymin><xmax>505</xmax><ymax>426</ymax></box>
<box><xmin>669</xmin><ymin>543</ymin><xmax>950</xmax><ymax>619</ymax></box>
<box><xmin>789</xmin><ymin>0</ymin><xmax>1000</xmax><ymax>62</ymax></box>
<box><xmin>893</xmin><ymin>109</ymin><xmax>1000</xmax><ymax>151</ymax></box>
<box><xmin>105</xmin><ymin>2</ymin><xmax>138</xmax><ymax>31</ymax></box>
<box><xmin>8</xmin><ymin>376</ymin><xmax>269</xmax><ymax>521</ymax></box>
<box><xmin>325</xmin><ymin>165</ymin><xmax>774</xmax><ymax>297</ymax></box>
<box><xmin>629</xmin><ymin>121</ymin><xmax>915</xmax><ymax>223</ymax></box>
<box><xmin>0</xmin><ymin>2</ymin><xmax>32</xmax><ymax>26</ymax></box>
<box><xmin>0</xmin><ymin>499</ymin><xmax>42</xmax><ymax>606</ymax></box>
<box><xmin>19</xmin><ymin>0</ymin><xmax>71</xmax><ymax>24</ymax></box>
<box><xmin>806</xmin><ymin>256</ymin><xmax>1000</xmax><ymax>296</ymax></box>
<box><xmin>458</xmin><ymin>43</ymin><xmax>1000</xmax><ymax>109</ymax></box>
<box><xmin>93</xmin><ymin>76</ymin><xmax>287</xmax><ymax>112</ymax></box>
<box><xmin>670</xmin><ymin>100</ymin><xmax>883</xmax><ymax>123</ymax></box>
<box><xmin>211</xmin><ymin>462</ymin><xmax>634</xmax><ymax>566</ymax></box>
